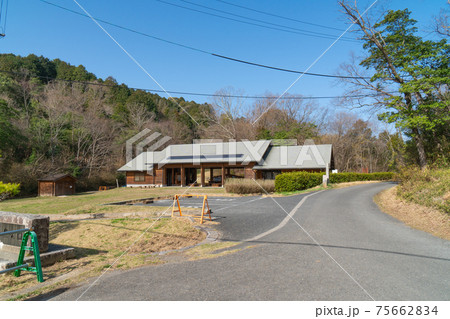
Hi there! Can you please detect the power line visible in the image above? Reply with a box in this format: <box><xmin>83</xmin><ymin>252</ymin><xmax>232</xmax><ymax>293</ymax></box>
<box><xmin>178</xmin><ymin>0</ymin><xmax>356</xmax><ymax>41</ymax></box>
<box><xmin>0</xmin><ymin>69</ymin><xmax>390</xmax><ymax>100</ymax></box>
<box><xmin>3</xmin><ymin>0</ymin><xmax>7</xmax><ymax>34</ymax></box>
<box><xmin>39</xmin><ymin>0</ymin><xmax>210</xmax><ymax>54</ymax></box>
<box><xmin>216</xmin><ymin>0</ymin><xmax>346</xmax><ymax>32</ymax></box>
<box><xmin>0</xmin><ymin>0</ymin><xmax>8</xmax><ymax>37</ymax></box>
<box><xmin>211</xmin><ymin>54</ymin><xmax>368</xmax><ymax>79</ymax></box>
<box><xmin>157</xmin><ymin>0</ymin><xmax>358</xmax><ymax>42</ymax></box>
<box><xmin>0</xmin><ymin>0</ymin><xmax>3</xmax><ymax>26</ymax></box>
<box><xmin>39</xmin><ymin>0</ymin><xmax>370</xmax><ymax>80</ymax></box>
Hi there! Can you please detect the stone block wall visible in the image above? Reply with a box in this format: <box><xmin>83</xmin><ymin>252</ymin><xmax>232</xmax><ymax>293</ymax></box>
<box><xmin>0</xmin><ymin>211</ymin><xmax>50</xmax><ymax>253</ymax></box>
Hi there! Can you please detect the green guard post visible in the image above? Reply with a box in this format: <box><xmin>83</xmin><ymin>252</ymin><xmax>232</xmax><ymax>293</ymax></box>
<box><xmin>14</xmin><ymin>231</ymin><xmax>44</xmax><ymax>282</ymax></box>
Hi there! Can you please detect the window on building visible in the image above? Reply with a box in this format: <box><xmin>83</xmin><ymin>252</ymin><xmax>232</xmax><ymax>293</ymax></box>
<box><xmin>262</xmin><ymin>170</ymin><xmax>281</xmax><ymax>180</ymax></box>
<box><xmin>228</xmin><ymin>167</ymin><xmax>245</xmax><ymax>178</ymax></box>
<box><xmin>134</xmin><ymin>172</ymin><xmax>145</xmax><ymax>182</ymax></box>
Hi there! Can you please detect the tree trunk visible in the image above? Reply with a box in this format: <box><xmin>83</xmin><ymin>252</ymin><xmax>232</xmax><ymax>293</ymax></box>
<box><xmin>412</xmin><ymin>128</ymin><xmax>427</xmax><ymax>168</ymax></box>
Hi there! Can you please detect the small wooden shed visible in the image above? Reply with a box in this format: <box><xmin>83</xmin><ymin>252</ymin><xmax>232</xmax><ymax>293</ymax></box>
<box><xmin>38</xmin><ymin>174</ymin><xmax>76</xmax><ymax>197</ymax></box>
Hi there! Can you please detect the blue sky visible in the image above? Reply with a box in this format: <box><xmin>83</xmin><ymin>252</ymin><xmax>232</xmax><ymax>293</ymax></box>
<box><xmin>0</xmin><ymin>0</ymin><xmax>445</xmax><ymax>119</ymax></box>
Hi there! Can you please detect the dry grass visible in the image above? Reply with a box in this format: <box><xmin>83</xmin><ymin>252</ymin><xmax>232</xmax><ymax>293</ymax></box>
<box><xmin>0</xmin><ymin>217</ymin><xmax>206</xmax><ymax>300</ymax></box>
<box><xmin>396</xmin><ymin>167</ymin><xmax>449</xmax><ymax>213</ymax></box>
<box><xmin>185</xmin><ymin>242</ymin><xmax>242</xmax><ymax>260</ymax></box>
<box><xmin>374</xmin><ymin>186</ymin><xmax>450</xmax><ymax>240</ymax></box>
<box><xmin>225</xmin><ymin>178</ymin><xmax>275</xmax><ymax>194</ymax></box>
<box><xmin>51</xmin><ymin>218</ymin><xmax>205</xmax><ymax>254</ymax></box>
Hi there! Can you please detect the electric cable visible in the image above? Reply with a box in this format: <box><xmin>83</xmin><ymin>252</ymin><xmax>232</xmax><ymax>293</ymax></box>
<box><xmin>39</xmin><ymin>0</ymin><xmax>370</xmax><ymax>80</ymax></box>
<box><xmin>215</xmin><ymin>0</ymin><xmax>346</xmax><ymax>32</ymax></box>
<box><xmin>178</xmin><ymin>0</ymin><xmax>356</xmax><ymax>41</ymax></box>
<box><xmin>0</xmin><ymin>0</ymin><xmax>8</xmax><ymax>37</ymax></box>
<box><xmin>0</xmin><ymin>69</ymin><xmax>391</xmax><ymax>100</ymax></box>
<box><xmin>157</xmin><ymin>0</ymin><xmax>358</xmax><ymax>42</ymax></box>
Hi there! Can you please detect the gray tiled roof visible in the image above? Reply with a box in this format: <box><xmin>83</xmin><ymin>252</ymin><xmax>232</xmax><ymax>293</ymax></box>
<box><xmin>118</xmin><ymin>140</ymin><xmax>271</xmax><ymax>171</ymax></box>
<box><xmin>117</xmin><ymin>151</ymin><xmax>165</xmax><ymax>172</ymax></box>
<box><xmin>253</xmin><ymin>144</ymin><xmax>333</xmax><ymax>170</ymax></box>
<box><xmin>38</xmin><ymin>173</ymin><xmax>76</xmax><ymax>181</ymax></box>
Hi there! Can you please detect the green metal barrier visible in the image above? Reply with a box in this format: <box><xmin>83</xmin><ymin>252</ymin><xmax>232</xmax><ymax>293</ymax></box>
<box><xmin>0</xmin><ymin>229</ymin><xmax>44</xmax><ymax>282</ymax></box>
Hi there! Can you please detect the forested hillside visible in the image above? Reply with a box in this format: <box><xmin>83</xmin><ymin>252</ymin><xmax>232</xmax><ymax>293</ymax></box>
<box><xmin>0</xmin><ymin>53</ymin><xmax>445</xmax><ymax>195</ymax></box>
<box><xmin>0</xmin><ymin>53</ymin><xmax>211</xmax><ymax>193</ymax></box>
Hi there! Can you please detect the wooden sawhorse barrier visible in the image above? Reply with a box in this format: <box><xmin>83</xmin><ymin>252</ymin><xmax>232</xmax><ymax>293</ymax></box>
<box><xmin>171</xmin><ymin>194</ymin><xmax>212</xmax><ymax>224</ymax></box>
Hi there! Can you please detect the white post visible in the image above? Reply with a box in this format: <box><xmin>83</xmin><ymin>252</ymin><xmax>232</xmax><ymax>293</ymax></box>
<box><xmin>323</xmin><ymin>163</ymin><xmax>330</xmax><ymax>187</ymax></box>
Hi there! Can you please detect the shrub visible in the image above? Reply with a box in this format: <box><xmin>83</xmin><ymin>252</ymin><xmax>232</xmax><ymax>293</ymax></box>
<box><xmin>329</xmin><ymin>172</ymin><xmax>394</xmax><ymax>183</ymax></box>
<box><xmin>225</xmin><ymin>178</ymin><xmax>275</xmax><ymax>194</ymax></box>
<box><xmin>1</xmin><ymin>163</ymin><xmax>38</xmax><ymax>195</ymax></box>
<box><xmin>275</xmin><ymin>172</ymin><xmax>323</xmax><ymax>192</ymax></box>
<box><xmin>0</xmin><ymin>181</ymin><xmax>20</xmax><ymax>201</ymax></box>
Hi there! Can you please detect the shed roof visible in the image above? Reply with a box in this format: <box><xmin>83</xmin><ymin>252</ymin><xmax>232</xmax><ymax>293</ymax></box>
<box><xmin>38</xmin><ymin>174</ymin><xmax>76</xmax><ymax>182</ymax></box>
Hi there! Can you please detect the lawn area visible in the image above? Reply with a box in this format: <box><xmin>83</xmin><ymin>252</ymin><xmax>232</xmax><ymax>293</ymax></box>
<box><xmin>0</xmin><ymin>187</ymin><xmax>226</xmax><ymax>215</ymax></box>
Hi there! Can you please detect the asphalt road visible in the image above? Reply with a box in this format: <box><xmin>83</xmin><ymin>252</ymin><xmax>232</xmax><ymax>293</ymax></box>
<box><xmin>50</xmin><ymin>183</ymin><xmax>450</xmax><ymax>301</ymax></box>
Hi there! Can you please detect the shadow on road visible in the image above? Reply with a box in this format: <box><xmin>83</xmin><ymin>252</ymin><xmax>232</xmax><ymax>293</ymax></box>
<box><xmin>221</xmin><ymin>239</ymin><xmax>450</xmax><ymax>262</ymax></box>
<box><xmin>25</xmin><ymin>287</ymin><xmax>71</xmax><ymax>301</ymax></box>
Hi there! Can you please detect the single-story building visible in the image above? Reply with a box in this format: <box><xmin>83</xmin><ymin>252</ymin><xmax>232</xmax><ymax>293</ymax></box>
<box><xmin>38</xmin><ymin>174</ymin><xmax>76</xmax><ymax>196</ymax></box>
<box><xmin>118</xmin><ymin>140</ymin><xmax>334</xmax><ymax>187</ymax></box>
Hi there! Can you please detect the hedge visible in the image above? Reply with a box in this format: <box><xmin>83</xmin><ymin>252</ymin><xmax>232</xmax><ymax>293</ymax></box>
<box><xmin>329</xmin><ymin>172</ymin><xmax>394</xmax><ymax>183</ymax></box>
<box><xmin>0</xmin><ymin>181</ymin><xmax>20</xmax><ymax>201</ymax></box>
<box><xmin>275</xmin><ymin>172</ymin><xmax>394</xmax><ymax>192</ymax></box>
<box><xmin>275</xmin><ymin>172</ymin><xmax>323</xmax><ymax>192</ymax></box>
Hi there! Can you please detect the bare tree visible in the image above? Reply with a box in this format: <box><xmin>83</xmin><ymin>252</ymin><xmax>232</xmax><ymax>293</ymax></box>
<box><xmin>327</xmin><ymin>112</ymin><xmax>359</xmax><ymax>137</ymax></box>
<box><xmin>84</xmin><ymin>115</ymin><xmax>116</xmax><ymax>178</ymax></box>
<box><xmin>203</xmin><ymin>87</ymin><xmax>254</xmax><ymax>140</ymax></box>
<box><xmin>39</xmin><ymin>83</ymin><xmax>119</xmax><ymax>177</ymax></box>
<box><xmin>434</xmin><ymin>0</ymin><xmax>450</xmax><ymax>37</ymax></box>
<box><xmin>250</xmin><ymin>93</ymin><xmax>326</xmax><ymax>143</ymax></box>
<box><xmin>127</xmin><ymin>102</ymin><xmax>155</xmax><ymax>132</ymax></box>
<box><xmin>320</xmin><ymin>112</ymin><xmax>392</xmax><ymax>172</ymax></box>
<box><xmin>251</xmin><ymin>95</ymin><xmax>285</xmax><ymax>135</ymax></box>
<box><xmin>0</xmin><ymin>69</ymin><xmax>39</xmax><ymax>129</ymax></box>
<box><xmin>155</xmin><ymin>119</ymin><xmax>195</xmax><ymax>144</ymax></box>
<box><xmin>38</xmin><ymin>82</ymin><xmax>73</xmax><ymax>164</ymax></box>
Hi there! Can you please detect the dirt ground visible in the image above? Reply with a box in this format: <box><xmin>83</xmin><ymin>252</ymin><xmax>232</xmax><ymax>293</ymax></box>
<box><xmin>0</xmin><ymin>217</ymin><xmax>212</xmax><ymax>300</ymax></box>
<box><xmin>374</xmin><ymin>186</ymin><xmax>450</xmax><ymax>240</ymax></box>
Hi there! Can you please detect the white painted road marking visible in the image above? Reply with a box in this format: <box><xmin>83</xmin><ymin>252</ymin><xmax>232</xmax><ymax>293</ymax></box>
<box><xmin>244</xmin><ymin>191</ymin><xmax>324</xmax><ymax>242</ymax></box>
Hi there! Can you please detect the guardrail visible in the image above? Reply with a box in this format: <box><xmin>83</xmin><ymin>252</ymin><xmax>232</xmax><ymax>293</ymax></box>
<box><xmin>0</xmin><ymin>228</ymin><xmax>44</xmax><ymax>282</ymax></box>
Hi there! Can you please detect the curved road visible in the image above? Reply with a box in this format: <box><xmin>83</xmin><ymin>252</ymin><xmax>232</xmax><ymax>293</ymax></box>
<box><xmin>51</xmin><ymin>183</ymin><xmax>450</xmax><ymax>300</ymax></box>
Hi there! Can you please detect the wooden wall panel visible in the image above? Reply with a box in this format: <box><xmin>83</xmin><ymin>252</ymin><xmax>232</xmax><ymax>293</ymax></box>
<box><xmin>155</xmin><ymin>169</ymin><xmax>163</xmax><ymax>184</ymax></box>
<box><xmin>39</xmin><ymin>182</ymin><xmax>54</xmax><ymax>196</ymax></box>
<box><xmin>55</xmin><ymin>177</ymin><xmax>76</xmax><ymax>195</ymax></box>
<box><xmin>126</xmin><ymin>171</ymin><xmax>160</xmax><ymax>185</ymax></box>
<box><xmin>244</xmin><ymin>165</ymin><xmax>255</xmax><ymax>179</ymax></box>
